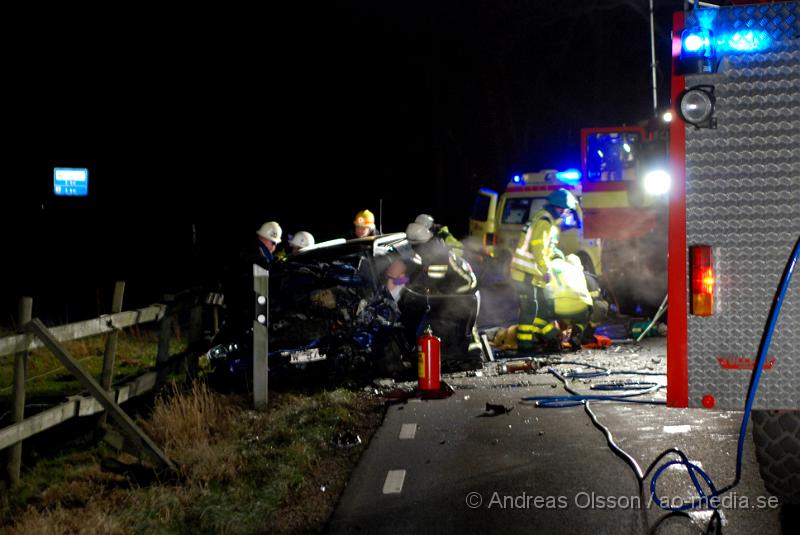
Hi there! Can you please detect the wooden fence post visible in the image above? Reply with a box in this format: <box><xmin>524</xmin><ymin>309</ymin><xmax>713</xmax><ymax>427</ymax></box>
<box><xmin>253</xmin><ymin>265</ymin><xmax>269</xmax><ymax>409</ymax></box>
<box><xmin>99</xmin><ymin>282</ymin><xmax>125</xmax><ymax>427</ymax></box>
<box><xmin>6</xmin><ymin>297</ymin><xmax>33</xmax><ymax>486</ymax></box>
<box><xmin>185</xmin><ymin>304</ymin><xmax>204</xmax><ymax>377</ymax></box>
<box><xmin>156</xmin><ymin>295</ymin><xmax>174</xmax><ymax>385</ymax></box>
<box><xmin>188</xmin><ymin>305</ymin><xmax>203</xmax><ymax>349</ymax></box>
<box><xmin>25</xmin><ymin>319</ymin><xmax>175</xmax><ymax>472</ymax></box>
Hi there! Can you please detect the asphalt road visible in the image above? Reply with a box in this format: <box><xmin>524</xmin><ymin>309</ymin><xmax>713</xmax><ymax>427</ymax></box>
<box><xmin>327</xmin><ymin>338</ymin><xmax>794</xmax><ymax>535</ymax></box>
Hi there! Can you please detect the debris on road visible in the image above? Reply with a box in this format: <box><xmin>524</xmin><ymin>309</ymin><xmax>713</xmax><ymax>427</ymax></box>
<box><xmin>497</xmin><ymin>359</ymin><xmax>535</xmax><ymax>375</ymax></box>
<box><xmin>373</xmin><ymin>378</ymin><xmax>395</xmax><ymax>389</ymax></box>
<box><xmin>482</xmin><ymin>402</ymin><xmax>514</xmax><ymax>416</ymax></box>
<box><xmin>333</xmin><ymin>430</ymin><xmax>363</xmax><ymax>449</ymax></box>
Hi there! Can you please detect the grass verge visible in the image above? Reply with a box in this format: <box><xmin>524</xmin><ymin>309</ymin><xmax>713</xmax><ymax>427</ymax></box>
<box><xmin>1</xmin><ymin>381</ymin><xmax>385</xmax><ymax>534</ymax></box>
<box><xmin>0</xmin><ymin>329</ymin><xmax>187</xmax><ymax>418</ymax></box>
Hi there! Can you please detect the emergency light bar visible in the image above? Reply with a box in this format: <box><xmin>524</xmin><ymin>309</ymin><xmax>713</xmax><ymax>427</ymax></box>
<box><xmin>555</xmin><ymin>169</ymin><xmax>581</xmax><ymax>186</ymax></box>
<box><xmin>723</xmin><ymin>30</ymin><xmax>770</xmax><ymax>53</ymax></box>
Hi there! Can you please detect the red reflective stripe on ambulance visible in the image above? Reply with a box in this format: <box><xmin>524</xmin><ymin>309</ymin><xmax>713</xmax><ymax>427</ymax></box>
<box><xmin>505</xmin><ymin>184</ymin><xmax>577</xmax><ymax>193</ymax></box>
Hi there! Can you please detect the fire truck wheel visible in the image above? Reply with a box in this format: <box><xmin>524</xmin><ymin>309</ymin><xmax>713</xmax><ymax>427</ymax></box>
<box><xmin>752</xmin><ymin>410</ymin><xmax>800</xmax><ymax>504</ymax></box>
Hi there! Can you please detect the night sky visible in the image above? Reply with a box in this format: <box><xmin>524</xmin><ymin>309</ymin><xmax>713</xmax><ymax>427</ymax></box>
<box><xmin>4</xmin><ymin>1</ymin><xmax>683</xmax><ymax>321</ymax></box>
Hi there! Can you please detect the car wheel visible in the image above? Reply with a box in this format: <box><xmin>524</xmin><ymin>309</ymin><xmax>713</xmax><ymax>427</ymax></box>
<box><xmin>752</xmin><ymin>409</ymin><xmax>800</xmax><ymax>504</ymax></box>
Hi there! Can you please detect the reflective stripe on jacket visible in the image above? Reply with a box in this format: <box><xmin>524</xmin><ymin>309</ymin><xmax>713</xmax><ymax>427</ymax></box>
<box><xmin>510</xmin><ymin>209</ymin><xmax>559</xmax><ymax>287</ymax></box>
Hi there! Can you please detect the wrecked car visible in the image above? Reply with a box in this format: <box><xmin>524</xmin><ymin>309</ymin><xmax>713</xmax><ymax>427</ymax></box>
<box><xmin>203</xmin><ymin>233</ymin><xmax>482</xmax><ymax>385</ymax></box>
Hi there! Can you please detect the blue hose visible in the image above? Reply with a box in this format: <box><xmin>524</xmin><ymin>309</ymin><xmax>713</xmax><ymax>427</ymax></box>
<box><xmin>649</xmin><ymin>235</ymin><xmax>799</xmax><ymax>511</ymax></box>
<box><xmin>523</xmin><ymin>235</ymin><xmax>800</xmax><ymax>515</ymax></box>
<box><xmin>523</xmin><ymin>367</ymin><xmax>666</xmax><ymax>407</ymax></box>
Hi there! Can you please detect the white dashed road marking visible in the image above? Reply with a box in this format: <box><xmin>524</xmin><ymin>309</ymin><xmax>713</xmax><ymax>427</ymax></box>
<box><xmin>383</xmin><ymin>470</ymin><xmax>406</xmax><ymax>494</ymax></box>
<box><xmin>399</xmin><ymin>423</ymin><xmax>418</xmax><ymax>440</ymax></box>
<box><xmin>663</xmin><ymin>425</ymin><xmax>691</xmax><ymax>434</ymax></box>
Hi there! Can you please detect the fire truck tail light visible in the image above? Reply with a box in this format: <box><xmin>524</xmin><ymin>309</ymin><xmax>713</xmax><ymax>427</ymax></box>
<box><xmin>691</xmin><ymin>245</ymin><xmax>715</xmax><ymax>316</ymax></box>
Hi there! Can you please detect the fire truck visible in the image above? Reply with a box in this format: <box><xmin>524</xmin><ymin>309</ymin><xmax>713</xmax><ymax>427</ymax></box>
<box><xmin>578</xmin><ymin>123</ymin><xmax>671</xmax><ymax>312</ymax></box>
<box><xmin>667</xmin><ymin>1</ymin><xmax>799</xmax><ymax>503</ymax></box>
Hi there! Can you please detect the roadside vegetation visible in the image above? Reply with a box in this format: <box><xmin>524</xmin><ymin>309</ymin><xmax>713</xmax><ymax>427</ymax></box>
<box><xmin>1</xmin><ymin>381</ymin><xmax>385</xmax><ymax>534</ymax></box>
<box><xmin>0</xmin><ymin>329</ymin><xmax>187</xmax><ymax>417</ymax></box>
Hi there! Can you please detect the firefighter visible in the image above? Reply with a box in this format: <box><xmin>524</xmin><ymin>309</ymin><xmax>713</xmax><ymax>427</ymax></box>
<box><xmin>353</xmin><ymin>209</ymin><xmax>377</xmax><ymax>238</ymax></box>
<box><xmin>405</xmin><ymin>222</ymin><xmax>476</xmax><ymax>294</ymax></box>
<box><xmin>414</xmin><ymin>213</ymin><xmax>464</xmax><ymax>252</ymax></box>
<box><xmin>254</xmin><ymin>221</ymin><xmax>283</xmax><ymax>267</ymax></box>
<box><xmin>288</xmin><ymin>231</ymin><xmax>315</xmax><ymax>253</ymax></box>
<box><xmin>404</xmin><ymin>222</ymin><xmax>479</xmax><ymax>370</ymax></box>
<box><xmin>218</xmin><ymin>221</ymin><xmax>283</xmax><ymax>334</ymax></box>
<box><xmin>510</xmin><ymin>189</ymin><xmax>578</xmax><ymax>352</ymax></box>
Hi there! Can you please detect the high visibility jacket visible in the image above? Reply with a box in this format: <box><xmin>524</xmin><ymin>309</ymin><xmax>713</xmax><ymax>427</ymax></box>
<box><xmin>510</xmin><ymin>209</ymin><xmax>560</xmax><ymax>288</ymax></box>
<box><xmin>413</xmin><ymin>238</ymin><xmax>477</xmax><ymax>294</ymax></box>
<box><xmin>433</xmin><ymin>225</ymin><xmax>464</xmax><ymax>254</ymax></box>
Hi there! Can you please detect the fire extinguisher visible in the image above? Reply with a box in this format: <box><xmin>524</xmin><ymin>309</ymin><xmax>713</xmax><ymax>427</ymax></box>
<box><xmin>418</xmin><ymin>325</ymin><xmax>441</xmax><ymax>391</ymax></box>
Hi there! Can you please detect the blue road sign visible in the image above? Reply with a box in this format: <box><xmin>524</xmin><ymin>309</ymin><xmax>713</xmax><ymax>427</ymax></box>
<box><xmin>54</xmin><ymin>168</ymin><xmax>89</xmax><ymax>196</ymax></box>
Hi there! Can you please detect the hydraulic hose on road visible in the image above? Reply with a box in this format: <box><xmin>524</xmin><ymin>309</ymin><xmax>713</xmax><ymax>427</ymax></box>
<box><xmin>522</xmin><ymin>236</ymin><xmax>800</xmax><ymax>529</ymax></box>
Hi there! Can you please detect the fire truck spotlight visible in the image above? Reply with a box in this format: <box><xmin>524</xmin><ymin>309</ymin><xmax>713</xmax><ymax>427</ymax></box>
<box><xmin>662</xmin><ymin>111</ymin><xmax>673</xmax><ymax>123</ymax></box>
<box><xmin>643</xmin><ymin>169</ymin><xmax>671</xmax><ymax>195</ymax></box>
<box><xmin>678</xmin><ymin>86</ymin><xmax>716</xmax><ymax>129</ymax></box>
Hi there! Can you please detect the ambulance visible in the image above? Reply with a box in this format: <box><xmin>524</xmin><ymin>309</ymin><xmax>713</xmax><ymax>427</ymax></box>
<box><xmin>468</xmin><ymin>169</ymin><xmax>603</xmax><ymax>277</ymax></box>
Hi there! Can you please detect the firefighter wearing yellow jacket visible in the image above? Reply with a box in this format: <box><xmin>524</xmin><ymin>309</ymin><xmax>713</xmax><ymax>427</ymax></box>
<box><xmin>510</xmin><ymin>189</ymin><xmax>578</xmax><ymax>351</ymax></box>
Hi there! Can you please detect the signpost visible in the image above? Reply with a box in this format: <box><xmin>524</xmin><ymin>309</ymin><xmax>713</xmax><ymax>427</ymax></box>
<box><xmin>253</xmin><ymin>265</ymin><xmax>269</xmax><ymax>409</ymax></box>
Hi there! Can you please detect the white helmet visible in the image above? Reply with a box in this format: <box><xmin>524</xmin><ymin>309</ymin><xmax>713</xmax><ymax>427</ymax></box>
<box><xmin>405</xmin><ymin>222</ymin><xmax>433</xmax><ymax>244</ymax></box>
<box><xmin>415</xmin><ymin>214</ymin><xmax>434</xmax><ymax>230</ymax></box>
<box><xmin>256</xmin><ymin>221</ymin><xmax>282</xmax><ymax>244</ymax></box>
<box><xmin>289</xmin><ymin>231</ymin><xmax>315</xmax><ymax>250</ymax></box>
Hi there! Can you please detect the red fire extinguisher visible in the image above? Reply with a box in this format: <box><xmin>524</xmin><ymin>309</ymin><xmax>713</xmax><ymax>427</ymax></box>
<box><xmin>418</xmin><ymin>325</ymin><xmax>441</xmax><ymax>391</ymax></box>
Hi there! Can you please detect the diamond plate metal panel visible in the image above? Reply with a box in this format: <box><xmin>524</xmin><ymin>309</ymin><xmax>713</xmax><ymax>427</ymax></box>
<box><xmin>686</xmin><ymin>3</ymin><xmax>800</xmax><ymax>42</ymax></box>
<box><xmin>683</xmin><ymin>9</ymin><xmax>800</xmax><ymax>410</ymax></box>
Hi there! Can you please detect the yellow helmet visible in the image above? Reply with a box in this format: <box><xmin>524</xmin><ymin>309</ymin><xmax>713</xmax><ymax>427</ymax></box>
<box><xmin>354</xmin><ymin>209</ymin><xmax>376</xmax><ymax>228</ymax></box>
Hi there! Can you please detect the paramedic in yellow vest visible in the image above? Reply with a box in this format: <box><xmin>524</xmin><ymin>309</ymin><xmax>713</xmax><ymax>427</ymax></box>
<box><xmin>509</xmin><ymin>188</ymin><xmax>578</xmax><ymax>351</ymax></box>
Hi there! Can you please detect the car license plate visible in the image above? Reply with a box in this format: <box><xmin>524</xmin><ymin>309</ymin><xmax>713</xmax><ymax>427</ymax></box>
<box><xmin>289</xmin><ymin>348</ymin><xmax>326</xmax><ymax>364</ymax></box>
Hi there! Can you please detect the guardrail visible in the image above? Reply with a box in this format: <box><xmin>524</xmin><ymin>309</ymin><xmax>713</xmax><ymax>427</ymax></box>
<box><xmin>0</xmin><ymin>282</ymin><xmax>217</xmax><ymax>485</ymax></box>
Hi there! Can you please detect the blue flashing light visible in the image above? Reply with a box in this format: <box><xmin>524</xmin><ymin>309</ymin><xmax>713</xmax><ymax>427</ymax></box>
<box><xmin>597</xmin><ymin>150</ymin><xmax>604</xmax><ymax>158</ymax></box>
<box><xmin>717</xmin><ymin>30</ymin><xmax>771</xmax><ymax>53</ymax></box>
<box><xmin>681</xmin><ymin>27</ymin><xmax>714</xmax><ymax>59</ymax></box>
<box><xmin>513</xmin><ymin>175</ymin><xmax>521</xmax><ymax>183</ymax></box>
<box><xmin>695</xmin><ymin>9</ymin><xmax>718</xmax><ymax>31</ymax></box>
<box><xmin>555</xmin><ymin>169</ymin><xmax>582</xmax><ymax>185</ymax></box>
<box><xmin>684</xmin><ymin>34</ymin><xmax>705</xmax><ymax>52</ymax></box>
